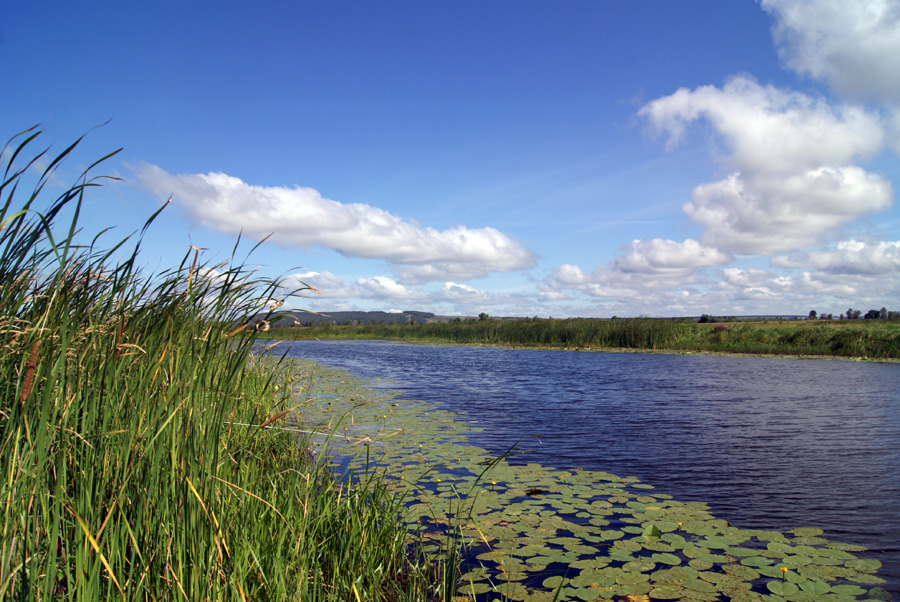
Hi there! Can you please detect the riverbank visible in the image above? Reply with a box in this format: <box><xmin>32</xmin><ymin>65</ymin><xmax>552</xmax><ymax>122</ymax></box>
<box><xmin>0</xmin><ymin>131</ymin><xmax>452</xmax><ymax>601</ymax></box>
<box><xmin>259</xmin><ymin>317</ymin><xmax>900</xmax><ymax>360</ymax></box>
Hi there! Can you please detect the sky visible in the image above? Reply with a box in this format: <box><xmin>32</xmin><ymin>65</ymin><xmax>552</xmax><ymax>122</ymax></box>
<box><xmin>2</xmin><ymin>1</ymin><xmax>899</xmax><ymax>318</ymax></box>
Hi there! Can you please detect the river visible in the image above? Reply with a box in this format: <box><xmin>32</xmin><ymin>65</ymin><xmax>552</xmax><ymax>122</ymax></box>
<box><xmin>276</xmin><ymin>339</ymin><xmax>900</xmax><ymax>596</ymax></box>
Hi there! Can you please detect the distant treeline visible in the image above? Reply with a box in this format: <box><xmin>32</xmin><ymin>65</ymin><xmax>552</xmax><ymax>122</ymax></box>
<box><xmin>261</xmin><ymin>317</ymin><xmax>900</xmax><ymax>359</ymax></box>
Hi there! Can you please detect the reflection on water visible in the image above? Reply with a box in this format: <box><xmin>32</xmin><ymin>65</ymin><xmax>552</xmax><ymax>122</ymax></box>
<box><xmin>276</xmin><ymin>340</ymin><xmax>900</xmax><ymax>595</ymax></box>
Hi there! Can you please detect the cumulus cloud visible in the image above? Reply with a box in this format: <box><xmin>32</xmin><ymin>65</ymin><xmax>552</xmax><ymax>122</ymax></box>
<box><xmin>762</xmin><ymin>0</ymin><xmax>900</xmax><ymax>103</ymax></box>
<box><xmin>640</xmin><ymin>76</ymin><xmax>892</xmax><ymax>255</ymax></box>
<box><xmin>612</xmin><ymin>238</ymin><xmax>731</xmax><ymax>273</ymax></box>
<box><xmin>641</xmin><ymin>76</ymin><xmax>883</xmax><ymax>174</ymax></box>
<box><xmin>685</xmin><ymin>167</ymin><xmax>891</xmax><ymax>254</ymax></box>
<box><xmin>274</xmin><ymin>270</ymin><xmax>510</xmax><ymax>314</ymax></box>
<box><xmin>278</xmin><ymin>271</ymin><xmax>419</xmax><ymax>302</ymax></box>
<box><xmin>773</xmin><ymin>240</ymin><xmax>900</xmax><ymax>275</ymax></box>
<box><xmin>134</xmin><ymin>164</ymin><xmax>535</xmax><ymax>282</ymax></box>
<box><xmin>441</xmin><ymin>281</ymin><xmax>490</xmax><ymax>302</ymax></box>
<box><xmin>542</xmin><ymin>239</ymin><xmax>727</xmax><ymax>300</ymax></box>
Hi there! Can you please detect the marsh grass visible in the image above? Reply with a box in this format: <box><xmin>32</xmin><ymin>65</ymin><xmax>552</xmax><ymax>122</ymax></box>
<box><xmin>266</xmin><ymin>318</ymin><xmax>900</xmax><ymax>359</ymax></box>
<box><xmin>0</xmin><ymin>128</ymin><xmax>455</xmax><ymax>600</ymax></box>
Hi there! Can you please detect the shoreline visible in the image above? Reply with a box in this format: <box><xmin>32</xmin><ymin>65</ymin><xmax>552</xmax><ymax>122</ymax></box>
<box><xmin>263</xmin><ymin>335</ymin><xmax>900</xmax><ymax>363</ymax></box>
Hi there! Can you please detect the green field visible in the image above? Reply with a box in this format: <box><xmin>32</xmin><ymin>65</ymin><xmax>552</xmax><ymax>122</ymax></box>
<box><xmin>261</xmin><ymin>317</ymin><xmax>900</xmax><ymax>360</ymax></box>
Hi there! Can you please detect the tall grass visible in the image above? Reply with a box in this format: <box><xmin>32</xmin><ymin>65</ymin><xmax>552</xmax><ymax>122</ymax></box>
<box><xmin>0</xmin><ymin>128</ymin><xmax>453</xmax><ymax>600</ymax></box>
<box><xmin>266</xmin><ymin>318</ymin><xmax>900</xmax><ymax>359</ymax></box>
<box><xmin>269</xmin><ymin>318</ymin><xmax>689</xmax><ymax>350</ymax></box>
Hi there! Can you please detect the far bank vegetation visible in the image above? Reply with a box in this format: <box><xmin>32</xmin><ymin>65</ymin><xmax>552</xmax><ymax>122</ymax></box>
<box><xmin>262</xmin><ymin>315</ymin><xmax>900</xmax><ymax>360</ymax></box>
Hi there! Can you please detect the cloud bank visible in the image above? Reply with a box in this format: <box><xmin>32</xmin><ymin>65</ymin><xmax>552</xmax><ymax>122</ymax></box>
<box><xmin>135</xmin><ymin>164</ymin><xmax>535</xmax><ymax>283</ymax></box>
<box><xmin>543</xmin><ymin>0</ymin><xmax>900</xmax><ymax>315</ymax></box>
<box><xmin>762</xmin><ymin>0</ymin><xmax>900</xmax><ymax>103</ymax></box>
<box><xmin>640</xmin><ymin>76</ymin><xmax>891</xmax><ymax>255</ymax></box>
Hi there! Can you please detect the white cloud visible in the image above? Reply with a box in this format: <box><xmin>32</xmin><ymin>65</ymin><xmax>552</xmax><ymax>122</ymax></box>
<box><xmin>762</xmin><ymin>0</ymin><xmax>900</xmax><ymax>103</ymax></box>
<box><xmin>773</xmin><ymin>240</ymin><xmax>900</xmax><ymax>275</ymax></box>
<box><xmin>542</xmin><ymin>239</ymin><xmax>727</xmax><ymax>301</ymax></box>
<box><xmin>394</xmin><ymin>261</ymin><xmax>520</xmax><ymax>285</ymax></box>
<box><xmin>279</xmin><ymin>271</ymin><xmax>354</xmax><ymax>299</ymax></box>
<box><xmin>685</xmin><ymin>167</ymin><xmax>892</xmax><ymax>254</ymax></box>
<box><xmin>441</xmin><ymin>281</ymin><xmax>490</xmax><ymax>302</ymax></box>
<box><xmin>641</xmin><ymin>76</ymin><xmax>883</xmax><ymax>175</ymax></box>
<box><xmin>612</xmin><ymin>238</ymin><xmax>730</xmax><ymax>273</ymax></box>
<box><xmin>134</xmin><ymin>164</ymin><xmax>535</xmax><ymax>282</ymax></box>
<box><xmin>640</xmin><ymin>76</ymin><xmax>892</xmax><ymax>255</ymax></box>
<box><xmin>356</xmin><ymin>276</ymin><xmax>417</xmax><ymax>299</ymax></box>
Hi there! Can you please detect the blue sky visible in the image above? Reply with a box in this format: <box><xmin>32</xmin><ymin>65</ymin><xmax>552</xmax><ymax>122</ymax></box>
<box><xmin>2</xmin><ymin>1</ymin><xmax>899</xmax><ymax>317</ymax></box>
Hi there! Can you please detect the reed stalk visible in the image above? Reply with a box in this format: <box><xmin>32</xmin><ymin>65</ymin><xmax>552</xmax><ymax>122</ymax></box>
<box><xmin>0</xmin><ymin>127</ymin><xmax>454</xmax><ymax>601</ymax></box>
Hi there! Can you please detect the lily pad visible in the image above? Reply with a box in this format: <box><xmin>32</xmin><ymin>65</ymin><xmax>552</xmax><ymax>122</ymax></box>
<box><xmin>844</xmin><ymin>557</ymin><xmax>881</xmax><ymax>572</ymax></box>
<box><xmin>766</xmin><ymin>581</ymin><xmax>800</xmax><ymax>596</ymax></box>
<box><xmin>652</xmin><ymin>552</ymin><xmax>682</xmax><ymax>566</ymax></box>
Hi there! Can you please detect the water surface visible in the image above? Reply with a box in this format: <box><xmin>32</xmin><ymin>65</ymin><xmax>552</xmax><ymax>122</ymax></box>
<box><xmin>278</xmin><ymin>340</ymin><xmax>900</xmax><ymax>595</ymax></box>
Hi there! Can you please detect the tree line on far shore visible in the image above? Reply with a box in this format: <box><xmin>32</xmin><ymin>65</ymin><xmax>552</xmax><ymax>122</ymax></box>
<box><xmin>808</xmin><ymin>308</ymin><xmax>899</xmax><ymax>320</ymax></box>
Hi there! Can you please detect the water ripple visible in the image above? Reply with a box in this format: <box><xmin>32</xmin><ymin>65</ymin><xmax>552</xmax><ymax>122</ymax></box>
<box><xmin>277</xmin><ymin>340</ymin><xmax>900</xmax><ymax>595</ymax></box>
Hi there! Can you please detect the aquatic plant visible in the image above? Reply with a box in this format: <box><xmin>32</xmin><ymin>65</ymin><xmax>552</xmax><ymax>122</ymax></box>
<box><xmin>290</xmin><ymin>359</ymin><xmax>892</xmax><ymax>601</ymax></box>
<box><xmin>264</xmin><ymin>317</ymin><xmax>900</xmax><ymax>359</ymax></box>
<box><xmin>0</xmin><ymin>127</ymin><xmax>454</xmax><ymax>600</ymax></box>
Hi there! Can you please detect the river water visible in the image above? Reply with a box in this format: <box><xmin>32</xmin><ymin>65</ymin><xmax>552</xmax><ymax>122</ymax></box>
<box><xmin>277</xmin><ymin>340</ymin><xmax>900</xmax><ymax>595</ymax></box>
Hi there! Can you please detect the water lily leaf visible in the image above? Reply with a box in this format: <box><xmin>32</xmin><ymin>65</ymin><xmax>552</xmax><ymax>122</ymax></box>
<box><xmin>798</xmin><ymin>580</ymin><xmax>830</xmax><ymax>596</ymax></box>
<box><xmin>844</xmin><ymin>558</ymin><xmax>881</xmax><ymax>573</ymax></box>
<box><xmin>614</xmin><ymin>539</ymin><xmax>643</xmax><ymax>553</ymax></box>
<box><xmin>687</xmin><ymin>559</ymin><xmax>714</xmax><ymax>571</ymax></box>
<box><xmin>789</xmin><ymin>527</ymin><xmax>823</xmax><ymax>537</ymax></box>
<box><xmin>756</xmin><ymin>566</ymin><xmax>788</xmax><ymax>579</ymax></box>
<box><xmin>767</xmin><ymin>581</ymin><xmax>800</xmax><ymax>596</ymax></box>
<box><xmin>652</xmin><ymin>552</ymin><xmax>681</xmax><ymax>566</ymax></box>
<box><xmin>724</xmin><ymin>546</ymin><xmax>762</xmax><ymax>558</ymax></box>
<box><xmin>662</xmin><ymin>533</ymin><xmax>687</xmax><ymax>546</ymax></box>
<box><xmin>609</xmin><ymin>547</ymin><xmax>636</xmax><ymax>562</ymax></box>
<box><xmin>724</xmin><ymin>564</ymin><xmax>761</xmax><ymax>581</ymax></box>
<box><xmin>680</xmin><ymin>587</ymin><xmax>720</xmax><ymax>601</ymax></box>
<box><xmin>754</xmin><ymin>530</ymin><xmax>789</xmax><ymax>542</ymax></box>
<box><xmin>616</xmin><ymin>571</ymin><xmax>650</xmax><ymax>585</ymax></box>
<box><xmin>696</xmin><ymin>552</ymin><xmax>730</xmax><ymax>564</ymax></box>
<box><xmin>622</xmin><ymin>560</ymin><xmax>656</xmax><ymax>573</ymax></box>
<box><xmin>767</xmin><ymin>541</ymin><xmax>795</xmax><ymax>555</ymax></box>
<box><xmin>649</xmin><ymin>586</ymin><xmax>685</xmax><ymax>599</ymax></box>
<box><xmin>848</xmin><ymin>572</ymin><xmax>887</xmax><ymax>585</ymax></box>
<box><xmin>866</xmin><ymin>587</ymin><xmax>892</xmax><ymax>600</ymax></box>
<box><xmin>782</xmin><ymin>555</ymin><xmax>813</xmax><ymax>567</ymax></box>
<box><xmin>527</xmin><ymin>554</ymin><xmax>572</xmax><ymax>565</ymax></box>
<box><xmin>642</xmin><ymin>540</ymin><xmax>676</xmax><ymax>553</ymax></box>
<box><xmin>573</xmin><ymin>567</ymin><xmax>620</xmax><ymax>587</ymax></box>
<box><xmin>828</xmin><ymin>584</ymin><xmax>866</xmax><ymax>596</ymax></box>
<box><xmin>741</xmin><ymin>556</ymin><xmax>774</xmax><ymax>567</ymax></box>
<box><xmin>458</xmin><ymin>582</ymin><xmax>493</xmax><ymax>594</ymax></box>
<box><xmin>643</xmin><ymin>523</ymin><xmax>662</xmax><ymax>538</ymax></box>
<box><xmin>651</xmin><ymin>566</ymin><xmax>699</xmax><ymax>583</ymax></box>
<box><xmin>542</xmin><ymin>575</ymin><xmax>566</xmax><ymax>589</ymax></box>
<box><xmin>683</xmin><ymin>578</ymin><xmax>719</xmax><ymax>593</ymax></box>
<box><xmin>826</xmin><ymin>542</ymin><xmax>867</xmax><ymax>552</ymax></box>
<box><xmin>792</xmin><ymin>536</ymin><xmax>828</xmax><ymax>546</ymax></box>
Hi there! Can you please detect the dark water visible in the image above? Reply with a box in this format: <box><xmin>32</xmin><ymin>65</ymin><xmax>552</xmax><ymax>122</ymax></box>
<box><xmin>278</xmin><ymin>340</ymin><xmax>900</xmax><ymax>595</ymax></box>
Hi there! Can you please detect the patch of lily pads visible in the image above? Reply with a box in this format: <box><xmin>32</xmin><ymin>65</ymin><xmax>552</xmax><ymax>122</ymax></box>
<box><xmin>287</xmin><ymin>359</ymin><xmax>890</xmax><ymax>602</ymax></box>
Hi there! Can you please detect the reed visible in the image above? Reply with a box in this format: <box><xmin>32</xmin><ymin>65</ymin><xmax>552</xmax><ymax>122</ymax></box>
<box><xmin>266</xmin><ymin>318</ymin><xmax>900</xmax><ymax>359</ymax></box>
<box><xmin>0</xmin><ymin>128</ymin><xmax>454</xmax><ymax>600</ymax></box>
